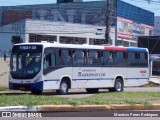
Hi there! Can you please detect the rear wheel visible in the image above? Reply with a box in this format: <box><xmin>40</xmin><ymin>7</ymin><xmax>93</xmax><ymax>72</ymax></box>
<box><xmin>56</xmin><ymin>81</ymin><xmax>69</xmax><ymax>95</ymax></box>
<box><xmin>86</xmin><ymin>88</ymin><xmax>99</xmax><ymax>94</ymax></box>
<box><xmin>109</xmin><ymin>79</ymin><xmax>123</xmax><ymax>92</ymax></box>
<box><xmin>31</xmin><ymin>90</ymin><xmax>42</xmax><ymax>95</ymax></box>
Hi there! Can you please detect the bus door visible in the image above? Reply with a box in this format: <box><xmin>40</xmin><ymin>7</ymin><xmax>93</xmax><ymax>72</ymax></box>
<box><xmin>43</xmin><ymin>48</ymin><xmax>57</xmax><ymax>89</ymax></box>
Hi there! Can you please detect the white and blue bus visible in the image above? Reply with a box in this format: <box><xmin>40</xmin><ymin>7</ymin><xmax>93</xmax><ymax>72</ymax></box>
<box><xmin>9</xmin><ymin>42</ymin><xmax>149</xmax><ymax>95</ymax></box>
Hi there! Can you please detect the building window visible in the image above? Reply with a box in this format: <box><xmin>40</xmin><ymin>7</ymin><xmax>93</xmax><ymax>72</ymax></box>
<box><xmin>29</xmin><ymin>34</ymin><xmax>57</xmax><ymax>42</ymax></box>
<box><xmin>59</xmin><ymin>36</ymin><xmax>87</xmax><ymax>44</ymax></box>
<box><xmin>11</xmin><ymin>36</ymin><xmax>22</xmax><ymax>44</ymax></box>
<box><xmin>89</xmin><ymin>38</ymin><xmax>105</xmax><ymax>45</ymax></box>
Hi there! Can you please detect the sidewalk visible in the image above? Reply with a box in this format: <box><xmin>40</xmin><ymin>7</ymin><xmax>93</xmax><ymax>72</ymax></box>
<box><xmin>149</xmin><ymin>75</ymin><xmax>160</xmax><ymax>84</ymax></box>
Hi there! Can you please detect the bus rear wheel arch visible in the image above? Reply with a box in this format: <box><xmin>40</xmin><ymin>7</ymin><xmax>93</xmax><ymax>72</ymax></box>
<box><xmin>109</xmin><ymin>78</ymin><xmax>124</xmax><ymax>92</ymax></box>
<box><xmin>56</xmin><ymin>77</ymin><xmax>71</xmax><ymax>95</ymax></box>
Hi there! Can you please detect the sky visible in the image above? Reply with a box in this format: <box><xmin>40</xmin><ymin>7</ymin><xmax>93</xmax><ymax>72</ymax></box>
<box><xmin>0</xmin><ymin>0</ymin><xmax>160</xmax><ymax>16</ymax></box>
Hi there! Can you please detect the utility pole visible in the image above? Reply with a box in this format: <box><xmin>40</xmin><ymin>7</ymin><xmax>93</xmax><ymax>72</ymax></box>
<box><xmin>105</xmin><ymin>0</ymin><xmax>117</xmax><ymax>45</ymax></box>
<box><xmin>105</xmin><ymin>0</ymin><xmax>111</xmax><ymax>44</ymax></box>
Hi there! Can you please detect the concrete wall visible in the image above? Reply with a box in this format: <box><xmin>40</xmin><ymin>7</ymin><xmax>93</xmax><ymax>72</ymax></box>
<box><xmin>0</xmin><ymin>21</ymin><xmax>25</xmax><ymax>57</ymax></box>
<box><xmin>0</xmin><ymin>33</ymin><xmax>13</xmax><ymax>57</ymax></box>
<box><xmin>25</xmin><ymin>19</ymin><xmax>106</xmax><ymax>40</ymax></box>
<box><xmin>0</xmin><ymin>58</ymin><xmax>9</xmax><ymax>87</ymax></box>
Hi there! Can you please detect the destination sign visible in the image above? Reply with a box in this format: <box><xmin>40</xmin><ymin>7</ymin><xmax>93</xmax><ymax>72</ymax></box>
<box><xmin>19</xmin><ymin>46</ymin><xmax>37</xmax><ymax>50</ymax></box>
<box><xmin>12</xmin><ymin>45</ymin><xmax>42</xmax><ymax>52</ymax></box>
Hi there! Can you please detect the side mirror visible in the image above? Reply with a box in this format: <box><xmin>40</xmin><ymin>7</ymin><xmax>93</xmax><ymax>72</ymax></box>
<box><xmin>4</xmin><ymin>52</ymin><xmax>7</xmax><ymax>61</ymax></box>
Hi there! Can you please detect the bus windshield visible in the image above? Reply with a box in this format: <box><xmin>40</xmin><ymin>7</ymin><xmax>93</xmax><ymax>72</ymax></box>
<box><xmin>10</xmin><ymin>45</ymin><xmax>42</xmax><ymax>79</ymax></box>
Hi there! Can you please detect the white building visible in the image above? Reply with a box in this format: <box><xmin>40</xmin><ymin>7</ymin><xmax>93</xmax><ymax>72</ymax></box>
<box><xmin>0</xmin><ymin>19</ymin><xmax>115</xmax><ymax>58</ymax></box>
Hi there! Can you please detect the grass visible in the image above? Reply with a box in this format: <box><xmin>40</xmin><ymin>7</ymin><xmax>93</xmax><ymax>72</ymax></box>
<box><xmin>0</xmin><ymin>92</ymin><xmax>160</xmax><ymax>107</ymax></box>
<box><xmin>141</xmin><ymin>82</ymin><xmax>160</xmax><ymax>87</ymax></box>
<box><xmin>0</xmin><ymin>86</ymin><xmax>8</xmax><ymax>91</ymax></box>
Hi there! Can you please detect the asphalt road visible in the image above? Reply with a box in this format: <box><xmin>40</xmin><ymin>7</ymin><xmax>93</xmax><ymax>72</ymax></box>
<box><xmin>1</xmin><ymin>118</ymin><xmax>160</xmax><ymax>120</ymax></box>
<box><xmin>0</xmin><ymin>87</ymin><xmax>160</xmax><ymax>98</ymax></box>
<box><xmin>1</xmin><ymin>111</ymin><xmax>160</xmax><ymax>120</ymax></box>
<box><xmin>56</xmin><ymin>87</ymin><xmax>160</xmax><ymax>99</ymax></box>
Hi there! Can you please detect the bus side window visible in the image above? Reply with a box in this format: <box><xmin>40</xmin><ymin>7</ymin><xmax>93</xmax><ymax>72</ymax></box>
<box><xmin>103</xmin><ymin>51</ymin><xmax>110</xmax><ymax>65</ymax></box>
<box><xmin>109</xmin><ymin>52</ymin><xmax>114</xmax><ymax>65</ymax></box>
<box><xmin>73</xmin><ymin>50</ymin><xmax>84</xmax><ymax>65</ymax></box>
<box><xmin>139</xmin><ymin>52</ymin><xmax>148</xmax><ymax>67</ymax></box>
<box><xmin>97</xmin><ymin>51</ymin><xmax>102</xmax><ymax>65</ymax></box>
<box><xmin>59</xmin><ymin>49</ymin><xmax>72</xmax><ymax>66</ymax></box>
<box><xmin>88</xmin><ymin>50</ymin><xmax>96</xmax><ymax>65</ymax></box>
<box><xmin>127</xmin><ymin>52</ymin><xmax>139</xmax><ymax>67</ymax></box>
<box><xmin>114</xmin><ymin>51</ymin><xmax>127</xmax><ymax>67</ymax></box>
<box><xmin>44</xmin><ymin>49</ymin><xmax>56</xmax><ymax>69</ymax></box>
<box><xmin>88</xmin><ymin>50</ymin><xmax>101</xmax><ymax>65</ymax></box>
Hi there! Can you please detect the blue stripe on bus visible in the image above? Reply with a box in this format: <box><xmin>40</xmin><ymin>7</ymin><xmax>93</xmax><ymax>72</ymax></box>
<box><xmin>126</xmin><ymin>48</ymin><xmax>147</xmax><ymax>52</ymax></box>
<box><xmin>124</xmin><ymin>78</ymin><xmax>149</xmax><ymax>80</ymax></box>
<box><xmin>44</xmin><ymin>78</ymin><xmax>149</xmax><ymax>82</ymax></box>
<box><xmin>72</xmin><ymin>78</ymin><xmax>114</xmax><ymax>81</ymax></box>
<box><xmin>73</xmin><ymin>78</ymin><xmax>148</xmax><ymax>81</ymax></box>
<box><xmin>44</xmin><ymin>79</ymin><xmax>60</xmax><ymax>82</ymax></box>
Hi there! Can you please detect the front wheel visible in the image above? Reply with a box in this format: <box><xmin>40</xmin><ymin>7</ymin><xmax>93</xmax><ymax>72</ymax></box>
<box><xmin>109</xmin><ymin>79</ymin><xmax>123</xmax><ymax>92</ymax></box>
<box><xmin>56</xmin><ymin>81</ymin><xmax>69</xmax><ymax>95</ymax></box>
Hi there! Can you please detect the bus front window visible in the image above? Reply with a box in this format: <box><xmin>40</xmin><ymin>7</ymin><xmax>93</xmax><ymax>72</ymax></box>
<box><xmin>10</xmin><ymin>52</ymin><xmax>42</xmax><ymax>79</ymax></box>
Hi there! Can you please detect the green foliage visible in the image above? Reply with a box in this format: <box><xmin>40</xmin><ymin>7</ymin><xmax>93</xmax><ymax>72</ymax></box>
<box><xmin>0</xmin><ymin>92</ymin><xmax>160</xmax><ymax>107</ymax></box>
<box><xmin>0</xmin><ymin>86</ymin><xmax>8</xmax><ymax>91</ymax></box>
<box><xmin>141</xmin><ymin>82</ymin><xmax>159</xmax><ymax>87</ymax></box>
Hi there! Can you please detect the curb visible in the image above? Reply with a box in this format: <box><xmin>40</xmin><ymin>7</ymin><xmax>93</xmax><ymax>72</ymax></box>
<box><xmin>0</xmin><ymin>91</ymin><xmax>30</xmax><ymax>94</ymax></box>
<box><xmin>37</xmin><ymin>105</ymin><xmax>111</xmax><ymax>112</ymax></box>
<box><xmin>0</xmin><ymin>104</ymin><xmax>160</xmax><ymax>112</ymax></box>
<box><xmin>0</xmin><ymin>106</ymin><xmax>37</xmax><ymax>111</ymax></box>
<box><xmin>37</xmin><ymin>104</ymin><xmax>160</xmax><ymax>112</ymax></box>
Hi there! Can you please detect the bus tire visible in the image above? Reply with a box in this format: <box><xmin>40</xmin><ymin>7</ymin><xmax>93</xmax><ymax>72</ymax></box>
<box><xmin>56</xmin><ymin>81</ymin><xmax>69</xmax><ymax>95</ymax></box>
<box><xmin>109</xmin><ymin>79</ymin><xmax>123</xmax><ymax>92</ymax></box>
<box><xmin>31</xmin><ymin>90</ymin><xmax>42</xmax><ymax>95</ymax></box>
<box><xmin>86</xmin><ymin>88</ymin><xmax>99</xmax><ymax>94</ymax></box>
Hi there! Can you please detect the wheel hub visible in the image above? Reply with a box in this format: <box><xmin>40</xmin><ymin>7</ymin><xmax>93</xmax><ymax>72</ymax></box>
<box><xmin>116</xmin><ymin>82</ymin><xmax>122</xmax><ymax>92</ymax></box>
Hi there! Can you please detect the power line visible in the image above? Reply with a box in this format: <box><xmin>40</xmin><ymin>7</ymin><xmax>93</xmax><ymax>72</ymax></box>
<box><xmin>129</xmin><ymin>0</ymin><xmax>160</xmax><ymax>5</ymax></box>
<box><xmin>144</xmin><ymin>0</ymin><xmax>160</xmax><ymax>3</ymax></box>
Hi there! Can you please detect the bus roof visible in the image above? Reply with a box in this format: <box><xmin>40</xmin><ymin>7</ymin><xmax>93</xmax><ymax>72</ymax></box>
<box><xmin>14</xmin><ymin>42</ymin><xmax>148</xmax><ymax>52</ymax></box>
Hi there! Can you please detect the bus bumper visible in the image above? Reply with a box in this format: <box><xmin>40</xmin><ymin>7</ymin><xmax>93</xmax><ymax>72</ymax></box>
<box><xmin>9</xmin><ymin>81</ymin><xmax>43</xmax><ymax>91</ymax></box>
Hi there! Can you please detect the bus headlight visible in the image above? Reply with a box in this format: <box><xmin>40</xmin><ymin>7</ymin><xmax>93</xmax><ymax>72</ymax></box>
<box><xmin>34</xmin><ymin>76</ymin><xmax>41</xmax><ymax>83</ymax></box>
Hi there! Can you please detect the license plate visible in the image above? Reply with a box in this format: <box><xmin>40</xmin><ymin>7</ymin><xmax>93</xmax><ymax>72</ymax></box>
<box><xmin>19</xmin><ymin>87</ymin><xmax>25</xmax><ymax>90</ymax></box>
